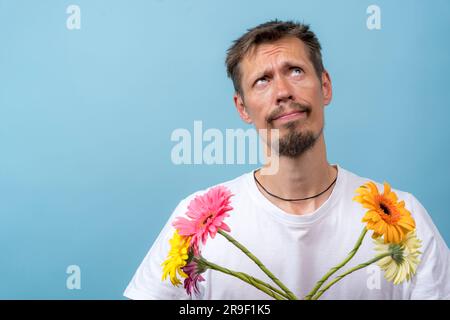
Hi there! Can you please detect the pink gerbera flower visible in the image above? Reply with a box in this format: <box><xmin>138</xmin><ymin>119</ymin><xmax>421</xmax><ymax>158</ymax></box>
<box><xmin>173</xmin><ymin>185</ymin><xmax>233</xmax><ymax>254</ymax></box>
<box><xmin>182</xmin><ymin>260</ymin><xmax>206</xmax><ymax>296</ymax></box>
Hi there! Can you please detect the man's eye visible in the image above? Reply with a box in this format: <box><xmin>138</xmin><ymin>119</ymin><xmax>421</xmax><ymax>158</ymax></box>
<box><xmin>255</xmin><ymin>77</ymin><xmax>268</xmax><ymax>85</ymax></box>
<box><xmin>291</xmin><ymin>68</ymin><xmax>303</xmax><ymax>75</ymax></box>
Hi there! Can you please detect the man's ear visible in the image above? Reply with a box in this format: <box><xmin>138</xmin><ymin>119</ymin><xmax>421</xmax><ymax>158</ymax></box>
<box><xmin>233</xmin><ymin>93</ymin><xmax>253</xmax><ymax>124</ymax></box>
<box><xmin>321</xmin><ymin>70</ymin><xmax>333</xmax><ymax>106</ymax></box>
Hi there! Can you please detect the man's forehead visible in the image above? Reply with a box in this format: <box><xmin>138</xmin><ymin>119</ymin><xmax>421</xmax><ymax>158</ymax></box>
<box><xmin>241</xmin><ymin>37</ymin><xmax>309</xmax><ymax>74</ymax></box>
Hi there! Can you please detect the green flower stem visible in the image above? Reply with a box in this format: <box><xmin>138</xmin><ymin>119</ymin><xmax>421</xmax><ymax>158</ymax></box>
<box><xmin>305</xmin><ymin>227</ymin><xmax>368</xmax><ymax>300</ymax></box>
<box><xmin>245</xmin><ymin>274</ymin><xmax>291</xmax><ymax>300</ymax></box>
<box><xmin>195</xmin><ymin>257</ymin><xmax>288</xmax><ymax>300</ymax></box>
<box><xmin>311</xmin><ymin>252</ymin><xmax>391</xmax><ymax>300</ymax></box>
<box><xmin>218</xmin><ymin>229</ymin><xmax>298</xmax><ymax>300</ymax></box>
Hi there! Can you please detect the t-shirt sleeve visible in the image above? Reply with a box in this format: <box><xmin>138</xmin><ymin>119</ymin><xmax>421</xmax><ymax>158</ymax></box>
<box><xmin>123</xmin><ymin>198</ymin><xmax>193</xmax><ymax>300</ymax></box>
<box><xmin>407</xmin><ymin>194</ymin><xmax>450</xmax><ymax>300</ymax></box>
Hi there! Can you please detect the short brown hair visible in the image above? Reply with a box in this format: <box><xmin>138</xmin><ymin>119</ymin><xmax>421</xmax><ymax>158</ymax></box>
<box><xmin>225</xmin><ymin>20</ymin><xmax>324</xmax><ymax>95</ymax></box>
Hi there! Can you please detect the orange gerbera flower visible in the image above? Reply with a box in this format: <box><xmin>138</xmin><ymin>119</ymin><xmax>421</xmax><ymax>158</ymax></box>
<box><xmin>353</xmin><ymin>181</ymin><xmax>415</xmax><ymax>244</ymax></box>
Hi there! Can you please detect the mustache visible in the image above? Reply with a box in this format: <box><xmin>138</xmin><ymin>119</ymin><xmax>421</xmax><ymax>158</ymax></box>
<box><xmin>266</xmin><ymin>102</ymin><xmax>312</xmax><ymax>123</ymax></box>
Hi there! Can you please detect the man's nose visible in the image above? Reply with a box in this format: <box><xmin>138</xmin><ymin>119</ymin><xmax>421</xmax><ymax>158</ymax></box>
<box><xmin>275</xmin><ymin>77</ymin><xmax>294</xmax><ymax>105</ymax></box>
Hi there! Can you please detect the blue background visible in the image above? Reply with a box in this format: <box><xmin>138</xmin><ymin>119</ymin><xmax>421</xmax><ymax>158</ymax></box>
<box><xmin>0</xmin><ymin>0</ymin><xmax>449</xmax><ymax>299</ymax></box>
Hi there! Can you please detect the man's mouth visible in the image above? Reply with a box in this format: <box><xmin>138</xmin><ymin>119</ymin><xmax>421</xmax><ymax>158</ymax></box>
<box><xmin>272</xmin><ymin>110</ymin><xmax>308</xmax><ymax>122</ymax></box>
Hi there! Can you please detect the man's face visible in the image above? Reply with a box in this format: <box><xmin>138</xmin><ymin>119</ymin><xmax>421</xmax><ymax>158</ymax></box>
<box><xmin>233</xmin><ymin>36</ymin><xmax>332</xmax><ymax>157</ymax></box>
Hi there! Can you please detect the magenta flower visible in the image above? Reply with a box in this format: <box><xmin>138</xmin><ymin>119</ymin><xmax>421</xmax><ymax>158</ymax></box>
<box><xmin>182</xmin><ymin>260</ymin><xmax>206</xmax><ymax>296</ymax></box>
<box><xmin>173</xmin><ymin>185</ymin><xmax>233</xmax><ymax>254</ymax></box>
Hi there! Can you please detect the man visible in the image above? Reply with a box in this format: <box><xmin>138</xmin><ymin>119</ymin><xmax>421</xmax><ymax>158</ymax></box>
<box><xmin>124</xmin><ymin>20</ymin><xmax>449</xmax><ymax>299</ymax></box>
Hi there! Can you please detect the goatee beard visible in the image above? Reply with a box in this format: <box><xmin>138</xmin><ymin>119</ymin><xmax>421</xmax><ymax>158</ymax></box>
<box><xmin>277</xmin><ymin>125</ymin><xmax>323</xmax><ymax>158</ymax></box>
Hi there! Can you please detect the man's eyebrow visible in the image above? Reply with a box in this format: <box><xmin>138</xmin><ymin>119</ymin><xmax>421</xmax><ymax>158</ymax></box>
<box><xmin>249</xmin><ymin>60</ymin><xmax>307</xmax><ymax>83</ymax></box>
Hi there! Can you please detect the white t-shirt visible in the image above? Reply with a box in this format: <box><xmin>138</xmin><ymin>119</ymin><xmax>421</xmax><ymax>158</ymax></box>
<box><xmin>124</xmin><ymin>165</ymin><xmax>450</xmax><ymax>300</ymax></box>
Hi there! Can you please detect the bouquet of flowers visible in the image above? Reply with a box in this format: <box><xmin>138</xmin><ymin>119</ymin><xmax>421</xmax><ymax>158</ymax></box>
<box><xmin>161</xmin><ymin>181</ymin><xmax>422</xmax><ymax>300</ymax></box>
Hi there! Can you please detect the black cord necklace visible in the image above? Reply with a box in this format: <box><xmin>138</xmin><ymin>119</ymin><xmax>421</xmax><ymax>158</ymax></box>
<box><xmin>253</xmin><ymin>169</ymin><xmax>338</xmax><ymax>202</ymax></box>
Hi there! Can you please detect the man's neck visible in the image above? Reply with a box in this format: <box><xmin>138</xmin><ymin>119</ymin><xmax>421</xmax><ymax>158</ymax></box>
<box><xmin>255</xmin><ymin>135</ymin><xmax>337</xmax><ymax>216</ymax></box>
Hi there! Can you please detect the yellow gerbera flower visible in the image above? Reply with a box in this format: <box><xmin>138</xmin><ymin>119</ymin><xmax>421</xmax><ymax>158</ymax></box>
<box><xmin>162</xmin><ymin>230</ymin><xmax>191</xmax><ymax>286</ymax></box>
<box><xmin>353</xmin><ymin>181</ymin><xmax>416</xmax><ymax>244</ymax></box>
<box><xmin>374</xmin><ymin>230</ymin><xmax>422</xmax><ymax>284</ymax></box>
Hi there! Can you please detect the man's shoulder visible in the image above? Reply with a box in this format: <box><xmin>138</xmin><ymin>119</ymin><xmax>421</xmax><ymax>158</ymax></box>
<box><xmin>172</xmin><ymin>170</ymin><xmax>252</xmax><ymax>213</ymax></box>
<box><xmin>341</xmin><ymin>166</ymin><xmax>414</xmax><ymax>204</ymax></box>
<box><xmin>342</xmin><ymin>166</ymin><xmax>434</xmax><ymax>231</ymax></box>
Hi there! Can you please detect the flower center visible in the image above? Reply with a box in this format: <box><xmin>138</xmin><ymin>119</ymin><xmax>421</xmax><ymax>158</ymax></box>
<box><xmin>377</xmin><ymin>198</ymin><xmax>401</xmax><ymax>224</ymax></box>
<box><xmin>380</xmin><ymin>203</ymin><xmax>391</xmax><ymax>215</ymax></box>
<box><xmin>201</xmin><ymin>213</ymin><xmax>214</xmax><ymax>226</ymax></box>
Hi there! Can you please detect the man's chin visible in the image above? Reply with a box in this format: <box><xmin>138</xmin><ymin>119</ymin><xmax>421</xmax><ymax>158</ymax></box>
<box><xmin>276</xmin><ymin>127</ymin><xmax>321</xmax><ymax>158</ymax></box>
<box><xmin>278</xmin><ymin>119</ymin><xmax>304</xmax><ymax>133</ymax></box>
